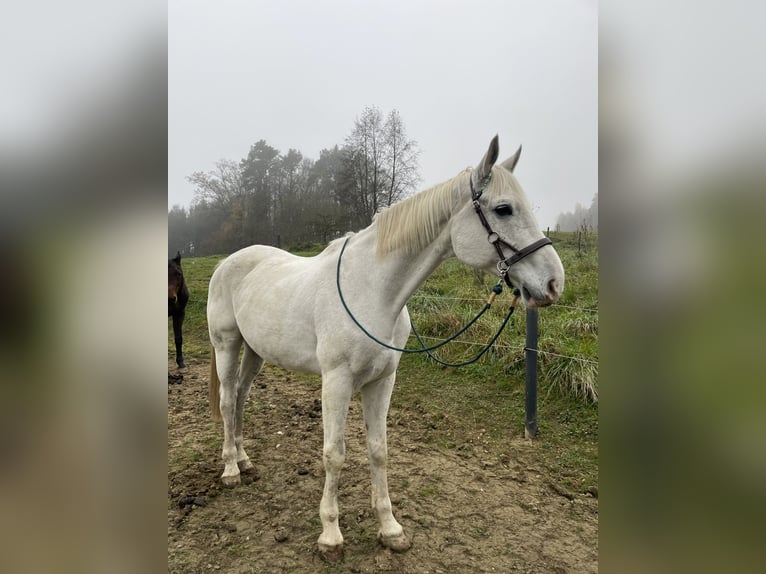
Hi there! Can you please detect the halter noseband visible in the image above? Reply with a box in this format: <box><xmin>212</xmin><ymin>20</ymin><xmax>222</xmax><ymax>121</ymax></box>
<box><xmin>470</xmin><ymin>171</ymin><xmax>553</xmax><ymax>287</ymax></box>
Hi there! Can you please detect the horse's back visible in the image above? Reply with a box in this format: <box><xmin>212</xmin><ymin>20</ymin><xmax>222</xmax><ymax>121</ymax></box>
<box><xmin>209</xmin><ymin>245</ymin><xmax>295</xmax><ymax>305</ymax></box>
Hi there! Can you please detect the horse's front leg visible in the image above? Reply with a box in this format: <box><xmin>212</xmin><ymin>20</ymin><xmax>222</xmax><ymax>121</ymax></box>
<box><xmin>317</xmin><ymin>370</ymin><xmax>353</xmax><ymax>562</ymax></box>
<box><xmin>172</xmin><ymin>312</ymin><xmax>186</xmax><ymax>370</ymax></box>
<box><xmin>361</xmin><ymin>374</ymin><xmax>410</xmax><ymax>552</ymax></box>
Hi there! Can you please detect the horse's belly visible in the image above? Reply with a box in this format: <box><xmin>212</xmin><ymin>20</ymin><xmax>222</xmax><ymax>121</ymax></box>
<box><xmin>235</xmin><ymin>299</ymin><xmax>322</xmax><ymax>375</ymax></box>
<box><xmin>247</xmin><ymin>332</ymin><xmax>322</xmax><ymax>375</ymax></box>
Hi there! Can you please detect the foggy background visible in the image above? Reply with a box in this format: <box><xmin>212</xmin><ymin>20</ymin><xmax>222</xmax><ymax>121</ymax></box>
<box><xmin>169</xmin><ymin>0</ymin><xmax>598</xmax><ymax>236</ymax></box>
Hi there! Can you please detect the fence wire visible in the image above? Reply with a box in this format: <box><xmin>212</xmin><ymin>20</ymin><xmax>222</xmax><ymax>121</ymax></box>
<box><xmin>413</xmin><ymin>335</ymin><xmax>598</xmax><ymax>365</ymax></box>
<box><xmin>409</xmin><ymin>294</ymin><xmax>598</xmax><ymax>313</ymax></box>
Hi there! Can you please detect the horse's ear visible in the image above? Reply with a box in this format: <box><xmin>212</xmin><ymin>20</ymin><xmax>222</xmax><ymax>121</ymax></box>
<box><xmin>474</xmin><ymin>135</ymin><xmax>500</xmax><ymax>185</ymax></box>
<box><xmin>500</xmin><ymin>145</ymin><xmax>522</xmax><ymax>173</ymax></box>
<box><xmin>487</xmin><ymin>135</ymin><xmax>500</xmax><ymax>166</ymax></box>
<box><xmin>173</xmin><ymin>251</ymin><xmax>181</xmax><ymax>263</ymax></box>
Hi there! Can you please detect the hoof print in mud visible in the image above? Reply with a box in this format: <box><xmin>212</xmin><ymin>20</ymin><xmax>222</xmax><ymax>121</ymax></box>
<box><xmin>318</xmin><ymin>544</ymin><xmax>344</xmax><ymax>563</ymax></box>
<box><xmin>240</xmin><ymin>473</ymin><xmax>257</xmax><ymax>485</ymax></box>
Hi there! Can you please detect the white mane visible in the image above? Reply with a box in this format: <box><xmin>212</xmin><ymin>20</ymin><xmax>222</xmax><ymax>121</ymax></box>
<box><xmin>375</xmin><ymin>168</ymin><xmax>470</xmax><ymax>257</ymax></box>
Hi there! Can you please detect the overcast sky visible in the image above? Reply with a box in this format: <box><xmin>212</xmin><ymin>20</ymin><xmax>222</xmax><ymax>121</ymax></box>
<box><xmin>169</xmin><ymin>0</ymin><xmax>597</xmax><ymax>229</ymax></box>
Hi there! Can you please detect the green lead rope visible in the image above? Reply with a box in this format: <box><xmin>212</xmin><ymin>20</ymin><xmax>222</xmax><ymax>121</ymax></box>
<box><xmin>336</xmin><ymin>236</ymin><xmax>519</xmax><ymax>364</ymax></box>
<box><xmin>410</xmin><ymin>299</ymin><xmax>517</xmax><ymax>367</ymax></box>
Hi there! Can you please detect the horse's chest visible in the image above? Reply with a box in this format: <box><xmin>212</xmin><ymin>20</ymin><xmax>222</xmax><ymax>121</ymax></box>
<box><xmin>317</xmin><ymin>335</ymin><xmax>401</xmax><ymax>384</ymax></box>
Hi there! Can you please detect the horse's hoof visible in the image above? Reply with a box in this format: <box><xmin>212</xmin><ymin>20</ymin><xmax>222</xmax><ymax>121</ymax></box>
<box><xmin>237</xmin><ymin>460</ymin><xmax>255</xmax><ymax>473</ymax></box>
<box><xmin>177</xmin><ymin>365</ymin><xmax>188</xmax><ymax>374</ymax></box>
<box><xmin>221</xmin><ymin>475</ymin><xmax>240</xmax><ymax>488</ymax></box>
<box><xmin>317</xmin><ymin>543</ymin><xmax>344</xmax><ymax>563</ymax></box>
<box><xmin>378</xmin><ymin>531</ymin><xmax>411</xmax><ymax>553</ymax></box>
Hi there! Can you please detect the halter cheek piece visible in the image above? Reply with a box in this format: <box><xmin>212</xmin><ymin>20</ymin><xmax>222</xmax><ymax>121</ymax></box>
<box><xmin>470</xmin><ymin>171</ymin><xmax>553</xmax><ymax>287</ymax></box>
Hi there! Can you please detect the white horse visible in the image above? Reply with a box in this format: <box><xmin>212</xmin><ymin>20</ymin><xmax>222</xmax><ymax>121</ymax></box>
<box><xmin>207</xmin><ymin>136</ymin><xmax>565</xmax><ymax>560</ymax></box>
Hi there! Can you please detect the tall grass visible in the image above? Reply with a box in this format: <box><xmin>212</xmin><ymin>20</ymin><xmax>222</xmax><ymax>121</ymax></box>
<box><xmin>403</xmin><ymin>231</ymin><xmax>599</xmax><ymax>403</ymax></box>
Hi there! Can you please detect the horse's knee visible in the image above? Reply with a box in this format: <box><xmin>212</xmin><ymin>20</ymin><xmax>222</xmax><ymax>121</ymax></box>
<box><xmin>219</xmin><ymin>400</ymin><xmax>235</xmax><ymax>418</ymax></box>
<box><xmin>323</xmin><ymin>444</ymin><xmax>345</xmax><ymax>472</ymax></box>
<box><xmin>368</xmin><ymin>439</ymin><xmax>387</xmax><ymax>467</ymax></box>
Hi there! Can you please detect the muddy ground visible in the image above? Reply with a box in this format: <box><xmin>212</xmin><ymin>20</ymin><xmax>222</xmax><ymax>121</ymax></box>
<box><xmin>168</xmin><ymin>360</ymin><xmax>598</xmax><ymax>573</ymax></box>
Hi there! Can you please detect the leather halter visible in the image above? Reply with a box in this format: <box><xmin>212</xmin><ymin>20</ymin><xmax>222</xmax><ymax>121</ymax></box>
<box><xmin>470</xmin><ymin>171</ymin><xmax>553</xmax><ymax>287</ymax></box>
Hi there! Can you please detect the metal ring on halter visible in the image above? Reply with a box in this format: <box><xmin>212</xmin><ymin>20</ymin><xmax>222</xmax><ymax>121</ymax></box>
<box><xmin>487</xmin><ymin>232</ymin><xmax>499</xmax><ymax>244</ymax></box>
<box><xmin>496</xmin><ymin>259</ymin><xmax>510</xmax><ymax>277</ymax></box>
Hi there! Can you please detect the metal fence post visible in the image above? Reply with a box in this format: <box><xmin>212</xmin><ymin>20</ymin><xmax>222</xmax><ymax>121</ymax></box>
<box><xmin>525</xmin><ymin>307</ymin><xmax>539</xmax><ymax>439</ymax></box>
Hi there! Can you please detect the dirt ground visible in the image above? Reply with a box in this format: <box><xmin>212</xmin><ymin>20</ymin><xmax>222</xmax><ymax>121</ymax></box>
<box><xmin>168</xmin><ymin>360</ymin><xmax>598</xmax><ymax>573</ymax></box>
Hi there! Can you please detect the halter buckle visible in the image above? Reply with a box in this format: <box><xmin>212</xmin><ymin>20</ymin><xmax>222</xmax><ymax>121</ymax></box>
<box><xmin>496</xmin><ymin>259</ymin><xmax>510</xmax><ymax>277</ymax></box>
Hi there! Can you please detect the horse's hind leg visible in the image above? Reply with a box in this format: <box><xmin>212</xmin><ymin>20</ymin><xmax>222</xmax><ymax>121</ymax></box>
<box><xmin>361</xmin><ymin>374</ymin><xmax>410</xmax><ymax>552</ymax></box>
<box><xmin>235</xmin><ymin>344</ymin><xmax>263</xmax><ymax>475</ymax></box>
<box><xmin>213</xmin><ymin>338</ymin><xmax>243</xmax><ymax>487</ymax></box>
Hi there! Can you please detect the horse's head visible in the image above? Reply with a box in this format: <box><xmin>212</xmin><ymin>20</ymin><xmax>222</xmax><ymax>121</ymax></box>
<box><xmin>168</xmin><ymin>251</ymin><xmax>184</xmax><ymax>302</ymax></box>
<box><xmin>450</xmin><ymin>136</ymin><xmax>565</xmax><ymax>307</ymax></box>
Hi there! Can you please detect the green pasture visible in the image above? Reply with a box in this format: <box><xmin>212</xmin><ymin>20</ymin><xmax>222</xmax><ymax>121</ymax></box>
<box><xmin>169</xmin><ymin>232</ymin><xmax>598</xmax><ymax>492</ymax></box>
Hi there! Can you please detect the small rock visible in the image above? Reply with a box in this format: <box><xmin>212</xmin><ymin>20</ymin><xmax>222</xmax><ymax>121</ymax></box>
<box><xmin>274</xmin><ymin>527</ymin><xmax>289</xmax><ymax>543</ymax></box>
<box><xmin>297</xmin><ymin>467</ymin><xmax>309</xmax><ymax>475</ymax></box>
<box><xmin>192</xmin><ymin>497</ymin><xmax>207</xmax><ymax>507</ymax></box>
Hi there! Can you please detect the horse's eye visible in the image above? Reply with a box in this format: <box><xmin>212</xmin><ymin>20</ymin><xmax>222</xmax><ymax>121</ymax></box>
<box><xmin>494</xmin><ymin>204</ymin><xmax>513</xmax><ymax>217</ymax></box>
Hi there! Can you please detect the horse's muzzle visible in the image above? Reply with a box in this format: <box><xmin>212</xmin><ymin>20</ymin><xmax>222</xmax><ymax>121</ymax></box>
<box><xmin>522</xmin><ymin>278</ymin><xmax>562</xmax><ymax>308</ymax></box>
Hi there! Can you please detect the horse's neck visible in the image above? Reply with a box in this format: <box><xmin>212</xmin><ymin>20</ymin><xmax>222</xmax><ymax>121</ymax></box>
<box><xmin>352</xmin><ymin>224</ymin><xmax>453</xmax><ymax>313</ymax></box>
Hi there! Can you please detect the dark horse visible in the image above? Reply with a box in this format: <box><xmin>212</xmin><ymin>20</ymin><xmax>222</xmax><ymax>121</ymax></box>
<box><xmin>168</xmin><ymin>251</ymin><xmax>189</xmax><ymax>370</ymax></box>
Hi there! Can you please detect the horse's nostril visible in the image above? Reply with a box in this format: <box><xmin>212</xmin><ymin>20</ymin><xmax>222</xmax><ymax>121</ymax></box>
<box><xmin>547</xmin><ymin>278</ymin><xmax>558</xmax><ymax>296</ymax></box>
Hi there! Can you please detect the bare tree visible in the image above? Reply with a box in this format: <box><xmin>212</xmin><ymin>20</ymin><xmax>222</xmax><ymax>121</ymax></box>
<box><xmin>342</xmin><ymin>106</ymin><xmax>420</xmax><ymax>224</ymax></box>
<box><xmin>187</xmin><ymin>159</ymin><xmax>246</xmax><ymax>210</ymax></box>
<box><xmin>187</xmin><ymin>159</ymin><xmax>249</xmax><ymax>250</ymax></box>
<box><xmin>383</xmin><ymin>109</ymin><xmax>420</xmax><ymax>206</ymax></box>
<box><xmin>343</xmin><ymin>106</ymin><xmax>385</xmax><ymax>222</ymax></box>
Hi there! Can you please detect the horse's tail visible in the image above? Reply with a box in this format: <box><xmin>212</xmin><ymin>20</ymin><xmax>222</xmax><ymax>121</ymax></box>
<box><xmin>209</xmin><ymin>347</ymin><xmax>222</xmax><ymax>421</ymax></box>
